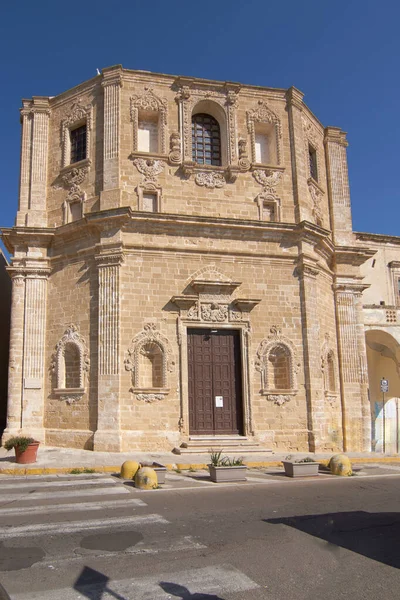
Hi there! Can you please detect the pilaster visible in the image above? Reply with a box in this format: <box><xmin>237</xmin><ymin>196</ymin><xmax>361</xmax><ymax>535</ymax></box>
<box><xmin>324</xmin><ymin>127</ymin><xmax>353</xmax><ymax>245</ymax></box>
<box><xmin>286</xmin><ymin>87</ymin><xmax>312</xmax><ymax>223</ymax></box>
<box><xmin>334</xmin><ymin>282</ymin><xmax>371</xmax><ymax>451</ymax></box>
<box><xmin>26</xmin><ymin>97</ymin><xmax>51</xmax><ymax>227</ymax></box>
<box><xmin>297</xmin><ymin>253</ymin><xmax>325</xmax><ymax>451</ymax></box>
<box><xmin>3</xmin><ymin>273</ymin><xmax>26</xmax><ymax>437</ymax></box>
<box><xmin>93</xmin><ymin>247</ymin><xmax>124</xmax><ymax>451</ymax></box>
<box><xmin>3</xmin><ymin>266</ymin><xmax>49</xmax><ymax>443</ymax></box>
<box><xmin>100</xmin><ymin>66</ymin><xmax>123</xmax><ymax>210</ymax></box>
<box><xmin>16</xmin><ymin>103</ymin><xmax>33</xmax><ymax>226</ymax></box>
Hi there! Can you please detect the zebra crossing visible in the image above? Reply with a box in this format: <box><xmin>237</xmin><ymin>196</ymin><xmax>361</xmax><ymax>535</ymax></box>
<box><xmin>0</xmin><ymin>474</ymin><xmax>260</xmax><ymax>599</ymax></box>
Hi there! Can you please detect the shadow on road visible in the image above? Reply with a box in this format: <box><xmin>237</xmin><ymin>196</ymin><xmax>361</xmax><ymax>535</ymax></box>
<box><xmin>265</xmin><ymin>511</ymin><xmax>400</xmax><ymax>568</ymax></box>
<box><xmin>160</xmin><ymin>581</ymin><xmax>225</xmax><ymax>599</ymax></box>
<box><xmin>73</xmin><ymin>567</ymin><xmax>226</xmax><ymax>599</ymax></box>
<box><xmin>73</xmin><ymin>567</ymin><xmax>127</xmax><ymax>600</ymax></box>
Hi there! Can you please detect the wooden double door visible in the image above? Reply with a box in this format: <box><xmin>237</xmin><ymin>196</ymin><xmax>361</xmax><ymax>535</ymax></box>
<box><xmin>188</xmin><ymin>329</ymin><xmax>243</xmax><ymax>435</ymax></box>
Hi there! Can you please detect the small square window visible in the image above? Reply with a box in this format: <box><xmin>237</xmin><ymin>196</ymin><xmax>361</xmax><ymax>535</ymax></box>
<box><xmin>70</xmin><ymin>125</ymin><xmax>87</xmax><ymax>164</ymax></box>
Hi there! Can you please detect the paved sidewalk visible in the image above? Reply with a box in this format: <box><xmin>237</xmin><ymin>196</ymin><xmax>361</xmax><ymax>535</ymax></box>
<box><xmin>0</xmin><ymin>445</ymin><xmax>400</xmax><ymax>476</ymax></box>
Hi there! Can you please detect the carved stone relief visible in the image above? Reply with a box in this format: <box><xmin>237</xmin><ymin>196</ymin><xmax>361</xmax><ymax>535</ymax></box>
<box><xmin>238</xmin><ymin>138</ymin><xmax>251</xmax><ymax>172</ymax></box>
<box><xmin>194</xmin><ymin>172</ymin><xmax>226</xmax><ymax>189</ymax></box>
<box><xmin>136</xmin><ymin>393</ymin><xmax>165</xmax><ymax>403</ymax></box>
<box><xmin>308</xmin><ymin>179</ymin><xmax>324</xmax><ymax>227</ymax></box>
<box><xmin>168</xmin><ymin>131</ymin><xmax>182</xmax><ymax>165</ymax></box>
<box><xmin>133</xmin><ymin>158</ymin><xmax>165</xmax><ymax>183</ymax></box>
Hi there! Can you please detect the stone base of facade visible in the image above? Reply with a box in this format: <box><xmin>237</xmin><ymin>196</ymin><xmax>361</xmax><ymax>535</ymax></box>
<box><xmin>93</xmin><ymin>429</ymin><xmax>122</xmax><ymax>452</ymax></box>
<box><xmin>120</xmin><ymin>430</ymin><xmax>180</xmax><ymax>452</ymax></box>
<box><xmin>2</xmin><ymin>427</ymin><xmax>46</xmax><ymax>445</ymax></box>
<box><xmin>45</xmin><ymin>428</ymin><xmax>94</xmax><ymax>450</ymax></box>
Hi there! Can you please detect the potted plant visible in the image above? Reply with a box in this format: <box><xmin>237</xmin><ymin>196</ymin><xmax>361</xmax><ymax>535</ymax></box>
<box><xmin>3</xmin><ymin>436</ymin><xmax>40</xmax><ymax>464</ymax></box>
<box><xmin>282</xmin><ymin>456</ymin><xmax>320</xmax><ymax>478</ymax></box>
<box><xmin>208</xmin><ymin>449</ymin><xmax>247</xmax><ymax>483</ymax></box>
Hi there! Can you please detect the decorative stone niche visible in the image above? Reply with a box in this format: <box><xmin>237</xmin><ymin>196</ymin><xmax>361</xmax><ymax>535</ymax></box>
<box><xmin>255</xmin><ymin>326</ymin><xmax>300</xmax><ymax>404</ymax></box>
<box><xmin>247</xmin><ymin>100</ymin><xmax>282</xmax><ymax>166</ymax></box>
<box><xmin>124</xmin><ymin>323</ymin><xmax>174</xmax><ymax>402</ymax></box>
<box><xmin>52</xmin><ymin>324</ymin><xmax>90</xmax><ymax>404</ymax></box>
<box><xmin>321</xmin><ymin>333</ymin><xmax>339</xmax><ymax>406</ymax></box>
<box><xmin>130</xmin><ymin>87</ymin><xmax>168</xmax><ymax>156</ymax></box>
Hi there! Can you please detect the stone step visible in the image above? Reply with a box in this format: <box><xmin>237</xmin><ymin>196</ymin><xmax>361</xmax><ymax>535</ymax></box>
<box><xmin>179</xmin><ymin>446</ymin><xmax>271</xmax><ymax>454</ymax></box>
<box><xmin>179</xmin><ymin>437</ymin><xmax>272</xmax><ymax>454</ymax></box>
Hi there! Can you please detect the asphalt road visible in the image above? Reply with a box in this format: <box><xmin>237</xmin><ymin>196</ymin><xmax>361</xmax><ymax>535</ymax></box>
<box><xmin>0</xmin><ymin>471</ymin><xmax>399</xmax><ymax>599</ymax></box>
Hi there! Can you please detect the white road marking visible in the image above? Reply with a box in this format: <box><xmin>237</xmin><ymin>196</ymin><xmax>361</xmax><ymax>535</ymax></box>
<box><xmin>0</xmin><ymin>477</ymin><xmax>117</xmax><ymax>491</ymax></box>
<box><xmin>0</xmin><ymin>497</ymin><xmax>146</xmax><ymax>516</ymax></box>
<box><xmin>0</xmin><ymin>486</ymin><xmax>130</xmax><ymax>502</ymax></box>
<box><xmin>0</xmin><ymin>513</ymin><xmax>168</xmax><ymax>538</ymax></box>
<box><xmin>12</xmin><ymin>564</ymin><xmax>259</xmax><ymax>599</ymax></box>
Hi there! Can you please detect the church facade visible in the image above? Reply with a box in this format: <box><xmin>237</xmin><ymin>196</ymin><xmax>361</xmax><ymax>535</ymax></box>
<box><xmin>2</xmin><ymin>64</ymin><xmax>397</xmax><ymax>454</ymax></box>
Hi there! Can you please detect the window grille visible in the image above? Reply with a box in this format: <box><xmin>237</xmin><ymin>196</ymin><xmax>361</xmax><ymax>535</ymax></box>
<box><xmin>192</xmin><ymin>114</ymin><xmax>221</xmax><ymax>166</ymax></box>
<box><xmin>309</xmin><ymin>145</ymin><xmax>318</xmax><ymax>181</ymax></box>
<box><xmin>70</xmin><ymin>125</ymin><xmax>87</xmax><ymax>164</ymax></box>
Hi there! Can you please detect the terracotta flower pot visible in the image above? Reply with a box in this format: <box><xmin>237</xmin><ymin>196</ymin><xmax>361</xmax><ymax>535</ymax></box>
<box><xmin>14</xmin><ymin>442</ymin><xmax>40</xmax><ymax>464</ymax></box>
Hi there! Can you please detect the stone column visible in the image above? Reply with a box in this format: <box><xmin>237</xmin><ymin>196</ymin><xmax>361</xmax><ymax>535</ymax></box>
<box><xmin>20</xmin><ymin>271</ymin><xmax>49</xmax><ymax>441</ymax></box>
<box><xmin>297</xmin><ymin>254</ymin><xmax>325</xmax><ymax>451</ymax></box>
<box><xmin>286</xmin><ymin>87</ymin><xmax>312</xmax><ymax>223</ymax></box>
<box><xmin>3</xmin><ymin>273</ymin><xmax>26</xmax><ymax>438</ymax></box>
<box><xmin>324</xmin><ymin>127</ymin><xmax>353</xmax><ymax>246</ymax></box>
<box><xmin>100</xmin><ymin>67</ymin><xmax>123</xmax><ymax>210</ymax></box>
<box><xmin>26</xmin><ymin>98</ymin><xmax>50</xmax><ymax>228</ymax></box>
<box><xmin>335</xmin><ymin>284</ymin><xmax>370</xmax><ymax>451</ymax></box>
<box><xmin>94</xmin><ymin>251</ymin><xmax>124</xmax><ymax>451</ymax></box>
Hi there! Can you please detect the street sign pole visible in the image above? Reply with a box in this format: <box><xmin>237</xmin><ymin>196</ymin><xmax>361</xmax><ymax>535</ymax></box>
<box><xmin>380</xmin><ymin>378</ymin><xmax>389</xmax><ymax>453</ymax></box>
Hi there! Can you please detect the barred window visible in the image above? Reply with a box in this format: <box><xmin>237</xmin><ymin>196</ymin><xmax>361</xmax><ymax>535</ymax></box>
<box><xmin>192</xmin><ymin>114</ymin><xmax>221</xmax><ymax>166</ymax></box>
<box><xmin>70</xmin><ymin>125</ymin><xmax>87</xmax><ymax>164</ymax></box>
<box><xmin>309</xmin><ymin>145</ymin><xmax>318</xmax><ymax>181</ymax></box>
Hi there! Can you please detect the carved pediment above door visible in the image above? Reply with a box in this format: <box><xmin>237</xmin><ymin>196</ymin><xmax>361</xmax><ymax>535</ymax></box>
<box><xmin>171</xmin><ymin>276</ymin><xmax>260</xmax><ymax>324</ymax></box>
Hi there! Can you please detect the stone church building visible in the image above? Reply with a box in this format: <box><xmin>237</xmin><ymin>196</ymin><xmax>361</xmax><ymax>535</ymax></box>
<box><xmin>2</xmin><ymin>65</ymin><xmax>400</xmax><ymax>454</ymax></box>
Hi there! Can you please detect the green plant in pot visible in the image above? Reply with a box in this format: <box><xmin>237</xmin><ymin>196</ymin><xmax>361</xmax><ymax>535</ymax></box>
<box><xmin>282</xmin><ymin>455</ymin><xmax>320</xmax><ymax>478</ymax></box>
<box><xmin>208</xmin><ymin>449</ymin><xmax>247</xmax><ymax>482</ymax></box>
<box><xmin>4</xmin><ymin>436</ymin><xmax>40</xmax><ymax>464</ymax></box>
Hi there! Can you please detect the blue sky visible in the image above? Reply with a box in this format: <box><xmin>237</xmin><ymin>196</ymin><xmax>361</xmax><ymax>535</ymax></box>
<box><xmin>1</xmin><ymin>0</ymin><xmax>399</xmax><ymax>256</ymax></box>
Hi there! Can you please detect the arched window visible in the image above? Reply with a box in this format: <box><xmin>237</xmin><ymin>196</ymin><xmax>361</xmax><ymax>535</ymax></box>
<box><xmin>268</xmin><ymin>345</ymin><xmax>291</xmax><ymax>390</ymax></box>
<box><xmin>191</xmin><ymin>114</ymin><xmax>221</xmax><ymax>166</ymax></box>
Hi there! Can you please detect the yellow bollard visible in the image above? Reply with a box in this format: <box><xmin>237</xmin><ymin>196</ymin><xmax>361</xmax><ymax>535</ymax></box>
<box><xmin>135</xmin><ymin>467</ymin><xmax>158</xmax><ymax>489</ymax></box>
<box><xmin>329</xmin><ymin>454</ymin><xmax>352</xmax><ymax>476</ymax></box>
<box><xmin>120</xmin><ymin>460</ymin><xmax>140</xmax><ymax>480</ymax></box>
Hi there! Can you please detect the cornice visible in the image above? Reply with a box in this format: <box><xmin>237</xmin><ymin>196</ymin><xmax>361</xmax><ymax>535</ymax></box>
<box><xmin>1</xmin><ymin>227</ymin><xmax>55</xmax><ymax>253</ymax></box>
<box><xmin>324</xmin><ymin>126</ymin><xmax>348</xmax><ymax>147</ymax></box>
<box><xmin>334</xmin><ymin>245</ymin><xmax>376</xmax><ymax>267</ymax></box>
<box><xmin>356</xmin><ymin>231</ymin><xmax>400</xmax><ymax>246</ymax></box>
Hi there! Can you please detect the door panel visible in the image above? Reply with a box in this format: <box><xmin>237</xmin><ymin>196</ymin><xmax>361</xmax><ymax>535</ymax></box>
<box><xmin>188</xmin><ymin>329</ymin><xmax>243</xmax><ymax>435</ymax></box>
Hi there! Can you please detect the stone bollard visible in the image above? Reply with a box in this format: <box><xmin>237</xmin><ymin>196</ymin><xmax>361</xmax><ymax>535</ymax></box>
<box><xmin>120</xmin><ymin>460</ymin><xmax>140</xmax><ymax>480</ymax></box>
<box><xmin>135</xmin><ymin>467</ymin><xmax>158</xmax><ymax>489</ymax></box>
<box><xmin>329</xmin><ymin>454</ymin><xmax>352</xmax><ymax>476</ymax></box>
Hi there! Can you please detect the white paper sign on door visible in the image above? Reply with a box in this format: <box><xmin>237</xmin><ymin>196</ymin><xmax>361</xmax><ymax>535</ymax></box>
<box><xmin>215</xmin><ymin>396</ymin><xmax>224</xmax><ymax>407</ymax></box>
